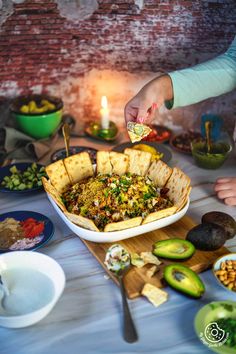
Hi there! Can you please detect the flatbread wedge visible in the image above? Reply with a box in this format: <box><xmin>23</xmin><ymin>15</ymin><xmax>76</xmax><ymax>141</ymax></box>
<box><xmin>176</xmin><ymin>186</ymin><xmax>191</xmax><ymax>212</ymax></box>
<box><xmin>42</xmin><ymin>177</ymin><xmax>66</xmax><ymax>212</ymax></box>
<box><xmin>142</xmin><ymin>206</ymin><xmax>177</xmax><ymax>224</ymax></box>
<box><xmin>96</xmin><ymin>151</ymin><xmax>112</xmax><ymax>175</ymax></box>
<box><xmin>109</xmin><ymin>151</ymin><xmax>128</xmax><ymax>175</ymax></box>
<box><xmin>147</xmin><ymin>160</ymin><xmax>172</xmax><ymax>187</ymax></box>
<box><xmin>65</xmin><ymin>212</ymin><xmax>99</xmax><ymax>232</ymax></box>
<box><xmin>45</xmin><ymin>159</ymin><xmax>71</xmax><ymax>193</ymax></box>
<box><xmin>165</xmin><ymin>167</ymin><xmax>191</xmax><ymax>211</ymax></box>
<box><xmin>124</xmin><ymin>148</ymin><xmax>152</xmax><ymax>176</ymax></box>
<box><xmin>64</xmin><ymin>152</ymin><xmax>94</xmax><ymax>184</ymax></box>
<box><xmin>104</xmin><ymin>216</ymin><xmax>142</xmax><ymax>232</ymax></box>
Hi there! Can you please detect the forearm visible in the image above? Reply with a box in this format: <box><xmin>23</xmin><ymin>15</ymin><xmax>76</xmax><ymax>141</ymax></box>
<box><xmin>146</xmin><ymin>74</ymin><xmax>173</xmax><ymax>107</ymax></box>
<box><xmin>168</xmin><ymin>37</ymin><xmax>236</xmax><ymax>109</ymax></box>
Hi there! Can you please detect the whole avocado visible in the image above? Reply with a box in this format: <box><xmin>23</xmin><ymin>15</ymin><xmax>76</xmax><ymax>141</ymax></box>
<box><xmin>186</xmin><ymin>223</ymin><xmax>227</xmax><ymax>251</ymax></box>
<box><xmin>202</xmin><ymin>211</ymin><xmax>236</xmax><ymax>240</ymax></box>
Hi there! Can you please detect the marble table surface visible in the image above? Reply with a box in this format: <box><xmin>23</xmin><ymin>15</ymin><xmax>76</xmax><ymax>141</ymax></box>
<box><xmin>0</xmin><ymin>136</ymin><xmax>236</xmax><ymax>354</ymax></box>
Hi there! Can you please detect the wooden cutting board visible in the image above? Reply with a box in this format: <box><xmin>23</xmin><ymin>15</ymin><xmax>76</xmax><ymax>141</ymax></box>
<box><xmin>81</xmin><ymin>216</ymin><xmax>229</xmax><ymax>299</ymax></box>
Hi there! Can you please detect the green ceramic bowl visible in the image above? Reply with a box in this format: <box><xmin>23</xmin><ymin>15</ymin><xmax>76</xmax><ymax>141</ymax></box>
<box><xmin>191</xmin><ymin>140</ymin><xmax>232</xmax><ymax>169</ymax></box>
<box><xmin>11</xmin><ymin>95</ymin><xmax>63</xmax><ymax>139</ymax></box>
<box><xmin>194</xmin><ymin>301</ymin><xmax>236</xmax><ymax>354</ymax></box>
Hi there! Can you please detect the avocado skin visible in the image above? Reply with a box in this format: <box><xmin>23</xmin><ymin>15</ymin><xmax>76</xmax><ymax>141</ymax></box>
<box><xmin>153</xmin><ymin>239</ymin><xmax>195</xmax><ymax>260</ymax></box>
<box><xmin>164</xmin><ymin>264</ymin><xmax>205</xmax><ymax>298</ymax></box>
<box><xmin>186</xmin><ymin>223</ymin><xmax>227</xmax><ymax>251</ymax></box>
<box><xmin>202</xmin><ymin>211</ymin><xmax>236</xmax><ymax>240</ymax></box>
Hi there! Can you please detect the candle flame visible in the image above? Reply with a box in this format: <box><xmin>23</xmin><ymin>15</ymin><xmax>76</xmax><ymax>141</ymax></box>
<box><xmin>101</xmin><ymin>95</ymin><xmax>108</xmax><ymax>109</ymax></box>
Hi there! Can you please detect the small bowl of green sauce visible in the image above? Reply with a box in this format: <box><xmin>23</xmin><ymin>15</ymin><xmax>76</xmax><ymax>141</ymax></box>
<box><xmin>191</xmin><ymin>139</ymin><xmax>232</xmax><ymax>169</ymax></box>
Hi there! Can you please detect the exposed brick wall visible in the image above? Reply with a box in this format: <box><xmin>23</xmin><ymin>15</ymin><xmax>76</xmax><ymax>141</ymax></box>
<box><xmin>0</xmin><ymin>0</ymin><xmax>236</xmax><ymax>131</ymax></box>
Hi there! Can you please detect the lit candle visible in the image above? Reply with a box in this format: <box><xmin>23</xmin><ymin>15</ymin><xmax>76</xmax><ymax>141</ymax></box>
<box><xmin>100</xmin><ymin>95</ymin><xmax>110</xmax><ymax>129</ymax></box>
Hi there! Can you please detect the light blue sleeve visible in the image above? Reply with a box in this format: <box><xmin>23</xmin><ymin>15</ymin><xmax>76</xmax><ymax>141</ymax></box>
<box><xmin>168</xmin><ymin>37</ymin><xmax>236</xmax><ymax>109</ymax></box>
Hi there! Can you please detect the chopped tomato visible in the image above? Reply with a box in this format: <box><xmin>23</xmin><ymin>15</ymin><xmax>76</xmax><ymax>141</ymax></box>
<box><xmin>22</xmin><ymin>224</ymin><xmax>34</xmax><ymax>234</ymax></box>
<box><xmin>23</xmin><ymin>218</ymin><xmax>36</xmax><ymax>224</ymax></box>
<box><xmin>20</xmin><ymin>218</ymin><xmax>44</xmax><ymax>238</ymax></box>
<box><xmin>26</xmin><ymin>223</ymin><xmax>44</xmax><ymax>238</ymax></box>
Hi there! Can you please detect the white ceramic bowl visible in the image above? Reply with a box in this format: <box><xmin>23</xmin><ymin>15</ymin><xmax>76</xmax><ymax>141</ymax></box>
<box><xmin>0</xmin><ymin>251</ymin><xmax>65</xmax><ymax>328</ymax></box>
<box><xmin>48</xmin><ymin>193</ymin><xmax>190</xmax><ymax>243</ymax></box>
<box><xmin>212</xmin><ymin>253</ymin><xmax>236</xmax><ymax>293</ymax></box>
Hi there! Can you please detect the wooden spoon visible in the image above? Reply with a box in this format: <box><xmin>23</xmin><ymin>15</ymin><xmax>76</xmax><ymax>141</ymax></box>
<box><xmin>62</xmin><ymin>123</ymin><xmax>71</xmax><ymax>158</ymax></box>
<box><xmin>205</xmin><ymin>121</ymin><xmax>212</xmax><ymax>153</ymax></box>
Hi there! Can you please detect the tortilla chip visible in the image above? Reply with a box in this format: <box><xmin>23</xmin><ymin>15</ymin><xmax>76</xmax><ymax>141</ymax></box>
<box><xmin>104</xmin><ymin>216</ymin><xmax>142</xmax><ymax>232</ymax></box>
<box><xmin>45</xmin><ymin>160</ymin><xmax>71</xmax><ymax>193</ymax></box>
<box><xmin>141</xmin><ymin>283</ymin><xmax>168</xmax><ymax>307</ymax></box>
<box><xmin>96</xmin><ymin>151</ymin><xmax>112</xmax><ymax>175</ymax></box>
<box><xmin>124</xmin><ymin>148</ymin><xmax>152</xmax><ymax>176</ymax></box>
<box><xmin>109</xmin><ymin>152</ymin><xmax>129</xmax><ymax>175</ymax></box>
<box><xmin>65</xmin><ymin>212</ymin><xmax>99</xmax><ymax>232</ymax></box>
<box><xmin>64</xmin><ymin>152</ymin><xmax>94</xmax><ymax>184</ymax></box>
<box><xmin>165</xmin><ymin>167</ymin><xmax>191</xmax><ymax>209</ymax></box>
<box><xmin>127</xmin><ymin>122</ymin><xmax>152</xmax><ymax>143</ymax></box>
<box><xmin>131</xmin><ymin>252</ymin><xmax>145</xmax><ymax>268</ymax></box>
<box><xmin>147</xmin><ymin>160</ymin><xmax>172</xmax><ymax>187</ymax></box>
<box><xmin>42</xmin><ymin>177</ymin><xmax>66</xmax><ymax>212</ymax></box>
<box><xmin>146</xmin><ymin>265</ymin><xmax>159</xmax><ymax>278</ymax></box>
<box><xmin>140</xmin><ymin>252</ymin><xmax>162</xmax><ymax>266</ymax></box>
<box><xmin>142</xmin><ymin>206</ymin><xmax>177</xmax><ymax>224</ymax></box>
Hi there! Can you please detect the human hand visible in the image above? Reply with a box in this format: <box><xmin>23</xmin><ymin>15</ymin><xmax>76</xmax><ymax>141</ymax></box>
<box><xmin>214</xmin><ymin>177</ymin><xmax>236</xmax><ymax>206</ymax></box>
<box><xmin>124</xmin><ymin>74</ymin><xmax>173</xmax><ymax>124</ymax></box>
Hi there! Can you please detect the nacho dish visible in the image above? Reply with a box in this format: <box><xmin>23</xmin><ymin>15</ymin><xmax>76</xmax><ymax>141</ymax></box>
<box><xmin>43</xmin><ymin>149</ymin><xmax>191</xmax><ymax>233</ymax></box>
<box><xmin>62</xmin><ymin>173</ymin><xmax>172</xmax><ymax>231</ymax></box>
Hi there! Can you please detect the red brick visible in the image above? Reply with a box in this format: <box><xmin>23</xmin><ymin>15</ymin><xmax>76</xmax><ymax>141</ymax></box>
<box><xmin>0</xmin><ymin>0</ymin><xmax>234</xmax><ymax>99</ymax></box>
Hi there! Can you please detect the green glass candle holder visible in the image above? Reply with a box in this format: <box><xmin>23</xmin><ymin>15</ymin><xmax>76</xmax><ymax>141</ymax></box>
<box><xmin>85</xmin><ymin>121</ymin><xmax>118</xmax><ymax>142</ymax></box>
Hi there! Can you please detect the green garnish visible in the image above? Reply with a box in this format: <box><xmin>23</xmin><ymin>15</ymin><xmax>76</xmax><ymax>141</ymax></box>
<box><xmin>62</xmin><ymin>172</ymin><xmax>172</xmax><ymax>231</ymax></box>
<box><xmin>215</xmin><ymin>318</ymin><xmax>236</xmax><ymax>348</ymax></box>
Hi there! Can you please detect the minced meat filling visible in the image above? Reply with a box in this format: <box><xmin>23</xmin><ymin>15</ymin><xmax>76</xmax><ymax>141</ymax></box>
<box><xmin>62</xmin><ymin>173</ymin><xmax>173</xmax><ymax>230</ymax></box>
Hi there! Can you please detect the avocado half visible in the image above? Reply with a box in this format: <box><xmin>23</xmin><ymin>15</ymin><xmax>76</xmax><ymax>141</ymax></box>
<box><xmin>164</xmin><ymin>264</ymin><xmax>205</xmax><ymax>298</ymax></box>
<box><xmin>153</xmin><ymin>239</ymin><xmax>195</xmax><ymax>260</ymax></box>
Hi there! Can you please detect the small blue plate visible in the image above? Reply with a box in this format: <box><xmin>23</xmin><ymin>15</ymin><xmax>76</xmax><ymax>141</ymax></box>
<box><xmin>0</xmin><ymin>163</ymin><xmax>45</xmax><ymax>194</ymax></box>
<box><xmin>51</xmin><ymin>146</ymin><xmax>97</xmax><ymax>164</ymax></box>
<box><xmin>0</xmin><ymin>211</ymin><xmax>54</xmax><ymax>253</ymax></box>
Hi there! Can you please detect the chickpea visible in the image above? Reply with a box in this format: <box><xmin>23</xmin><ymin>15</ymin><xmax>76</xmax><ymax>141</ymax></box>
<box><xmin>221</xmin><ymin>262</ymin><xmax>226</xmax><ymax>270</ymax></box>
<box><xmin>214</xmin><ymin>260</ymin><xmax>236</xmax><ymax>292</ymax></box>
<box><xmin>228</xmin><ymin>282</ymin><xmax>234</xmax><ymax>290</ymax></box>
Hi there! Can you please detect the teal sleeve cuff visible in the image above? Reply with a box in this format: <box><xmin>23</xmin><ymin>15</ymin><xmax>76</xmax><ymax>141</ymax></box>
<box><xmin>167</xmin><ymin>37</ymin><xmax>236</xmax><ymax>109</ymax></box>
<box><xmin>164</xmin><ymin>99</ymin><xmax>173</xmax><ymax>110</ymax></box>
